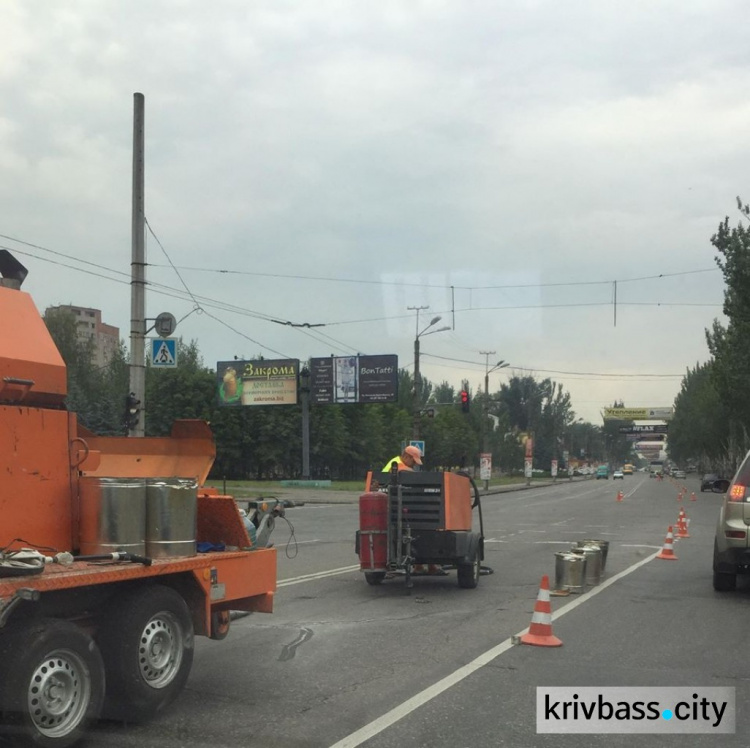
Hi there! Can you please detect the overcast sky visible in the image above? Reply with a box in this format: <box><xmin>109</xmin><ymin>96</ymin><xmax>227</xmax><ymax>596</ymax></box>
<box><xmin>1</xmin><ymin>0</ymin><xmax>746</xmax><ymax>422</ymax></box>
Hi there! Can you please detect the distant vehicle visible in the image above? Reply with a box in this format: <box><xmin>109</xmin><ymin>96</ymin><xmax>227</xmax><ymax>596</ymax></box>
<box><xmin>596</xmin><ymin>465</ymin><xmax>609</xmax><ymax>480</ymax></box>
<box><xmin>649</xmin><ymin>461</ymin><xmax>664</xmax><ymax>478</ymax></box>
<box><xmin>613</xmin><ymin>469</ymin><xmax>624</xmax><ymax>480</ymax></box>
<box><xmin>623</xmin><ymin>464</ymin><xmax>634</xmax><ymax>475</ymax></box>
<box><xmin>701</xmin><ymin>473</ymin><xmax>721</xmax><ymax>492</ymax></box>
<box><xmin>712</xmin><ymin>455</ymin><xmax>748</xmax><ymax>591</ymax></box>
<box><xmin>673</xmin><ymin>469</ymin><xmax>686</xmax><ymax>479</ymax></box>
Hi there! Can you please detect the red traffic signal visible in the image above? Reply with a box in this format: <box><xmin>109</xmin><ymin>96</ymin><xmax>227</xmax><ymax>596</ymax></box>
<box><xmin>460</xmin><ymin>390</ymin><xmax>470</xmax><ymax>413</ymax></box>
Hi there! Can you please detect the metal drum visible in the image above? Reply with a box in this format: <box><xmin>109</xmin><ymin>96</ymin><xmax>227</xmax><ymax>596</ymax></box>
<box><xmin>571</xmin><ymin>544</ymin><xmax>602</xmax><ymax>586</ymax></box>
<box><xmin>359</xmin><ymin>492</ymin><xmax>388</xmax><ymax>571</ymax></box>
<box><xmin>575</xmin><ymin>539</ymin><xmax>609</xmax><ymax>571</ymax></box>
<box><xmin>554</xmin><ymin>551</ymin><xmax>587</xmax><ymax>594</ymax></box>
<box><xmin>79</xmin><ymin>477</ymin><xmax>146</xmax><ymax>555</ymax></box>
<box><xmin>145</xmin><ymin>478</ymin><xmax>198</xmax><ymax>558</ymax></box>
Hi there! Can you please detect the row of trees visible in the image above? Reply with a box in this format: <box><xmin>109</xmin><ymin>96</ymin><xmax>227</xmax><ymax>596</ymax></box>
<box><xmin>43</xmin><ymin>311</ymin><xmax>627</xmax><ymax>480</ymax></box>
<box><xmin>669</xmin><ymin>199</ymin><xmax>750</xmax><ymax>473</ymax></box>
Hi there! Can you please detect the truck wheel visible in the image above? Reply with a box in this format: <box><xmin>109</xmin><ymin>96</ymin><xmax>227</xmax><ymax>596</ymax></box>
<box><xmin>97</xmin><ymin>585</ymin><xmax>194</xmax><ymax>722</ymax></box>
<box><xmin>364</xmin><ymin>572</ymin><xmax>386</xmax><ymax>585</ymax></box>
<box><xmin>0</xmin><ymin>618</ymin><xmax>104</xmax><ymax>748</ymax></box>
<box><xmin>457</xmin><ymin>550</ymin><xmax>480</xmax><ymax>589</ymax></box>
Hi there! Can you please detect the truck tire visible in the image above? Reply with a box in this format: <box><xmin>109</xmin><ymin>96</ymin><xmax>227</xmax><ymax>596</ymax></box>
<box><xmin>97</xmin><ymin>585</ymin><xmax>194</xmax><ymax>722</ymax></box>
<box><xmin>0</xmin><ymin>618</ymin><xmax>104</xmax><ymax>748</ymax></box>
<box><xmin>364</xmin><ymin>572</ymin><xmax>386</xmax><ymax>585</ymax></box>
<box><xmin>457</xmin><ymin>549</ymin><xmax>480</xmax><ymax>589</ymax></box>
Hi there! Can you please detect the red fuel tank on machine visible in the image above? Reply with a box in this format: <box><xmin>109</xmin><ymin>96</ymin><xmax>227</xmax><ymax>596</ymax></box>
<box><xmin>358</xmin><ymin>491</ymin><xmax>388</xmax><ymax>571</ymax></box>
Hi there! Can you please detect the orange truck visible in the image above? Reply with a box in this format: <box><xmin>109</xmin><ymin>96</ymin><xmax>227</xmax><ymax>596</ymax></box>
<box><xmin>0</xmin><ymin>251</ymin><xmax>280</xmax><ymax>747</ymax></box>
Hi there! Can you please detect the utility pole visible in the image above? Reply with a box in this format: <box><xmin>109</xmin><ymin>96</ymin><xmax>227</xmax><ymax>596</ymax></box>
<box><xmin>480</xmin><ymin>350</ymin><xmax>495</xmax><ymax>490</ymax></box>
<box><xmin>408</xmin><ymin>305</ymin><xmax>429</xmax><ymax>440</ymax></box>
<box><xmin>300</xmin><ymin>366</ymin><xmax>310</xmax><ymax>480</ymax></box>
<box><xmin>129</xmin><ymin>92</ymin><xmax>146</xmax><ymax>437</ymax></box>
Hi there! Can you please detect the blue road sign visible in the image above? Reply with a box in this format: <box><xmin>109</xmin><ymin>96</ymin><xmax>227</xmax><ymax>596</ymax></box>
<box><xmin>151</xmin><ymin>337</ymin><xmax>177</xmax><ymax>368</ymax></box>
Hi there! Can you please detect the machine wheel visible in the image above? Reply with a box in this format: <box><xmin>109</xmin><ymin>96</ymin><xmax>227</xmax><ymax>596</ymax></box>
<box><xmin>97</xmin><ymin>585</ymin><xmax>194</xmax><ymax>722</ymax></box>
<box><xmin>364</xmin><ymin>572</ymin><xmax>386</xmax><ymax>586</ymax></box>
<box><xmin>457</xmin><ymin>549</ymin><xmax>481</xmax><ymax>589</ymax></box>
<box><xmin>0</xmin><ymin>618</ymin><xmax>105</xmax><ymax>748</ymax></box>
<box><xmin>209</xmin><ymin>610</ymin><xmax>231</xmax><ymax>641</ymax></box>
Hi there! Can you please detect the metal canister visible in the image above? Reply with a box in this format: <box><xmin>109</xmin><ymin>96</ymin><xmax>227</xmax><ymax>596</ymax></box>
<box><xmin>575</xmin><ymin>538</ymin><xmax>610</xmax><ymax>571</ymax></box>
<box><xmin>79</xmin><ymin>477</ymin><xmax>146</xmax><ymax>555</ymax></box>
<box><xmin>571</xmin><ymin>544</ymin><xmax>602</xmax><ymax>586</ymax></box>
<box><xmin>145</xmin><ymin>478</ymin><xmax>198</xmax><ymax>558</ymax></box>
<box><xmin>554</xmin><ymin>551</ymin><xmax>587</xmax><ymax>593</ymax></box>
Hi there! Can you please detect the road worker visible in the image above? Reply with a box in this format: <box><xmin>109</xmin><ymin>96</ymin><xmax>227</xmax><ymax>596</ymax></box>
<box><xmin>382</xmin><ymin>444</ymin><xmax>423</xmax><ymax>472</ymax></box>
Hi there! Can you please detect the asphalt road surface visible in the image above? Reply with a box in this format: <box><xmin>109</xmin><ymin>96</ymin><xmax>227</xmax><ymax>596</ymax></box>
<box><xmin>89</xmin><ymin>474</ymin><xmax>750</xmax><ymax>747</ymax></box>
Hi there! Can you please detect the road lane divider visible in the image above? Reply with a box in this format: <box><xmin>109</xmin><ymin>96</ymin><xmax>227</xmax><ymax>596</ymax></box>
<box><xmin>278</xmin><ymin>564</ymin><xmax>360</xmax><ymax>587</ymax></box>
<box><xmin>327</xmin><ymin>550</ymin><xmax>659</xmax><ymax>748</ymax></box>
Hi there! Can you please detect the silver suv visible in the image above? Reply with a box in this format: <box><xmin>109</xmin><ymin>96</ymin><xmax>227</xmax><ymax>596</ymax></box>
<box><xmin>712</xmin><ymin>459</ymin><xmax>745</xmax><ymax>590</ymax></box>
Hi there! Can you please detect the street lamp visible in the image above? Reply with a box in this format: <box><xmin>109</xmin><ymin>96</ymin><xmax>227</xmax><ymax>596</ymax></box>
<box><xmin>411</xmin><ymin>311</ymin><xmax>450</xmax><ymax>440</ymax></box>
<box><xmin>482</xmin><ymin>358</ymin><xmax>510</xmax><ymax>490</ymax></box>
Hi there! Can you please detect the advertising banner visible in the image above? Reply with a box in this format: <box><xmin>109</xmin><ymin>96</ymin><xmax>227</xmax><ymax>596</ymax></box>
<box><xmin>310</xmin><ymin>354</ymin><xmax>398</xmax><ymax>404</ymax></box>
<box><xmin>480</xmin><ymin>453</ymin><xmax>492</xmax><ymax>481</ymax></box>
<box><xmin>217</xmin><ymin>359</ymin><xmax>299</xmax><ymax>406</ymax></box>
<box><xmin>603</xmin><ymin>407</ymin><xmax>674</xmax><ymax>421</ymax></box>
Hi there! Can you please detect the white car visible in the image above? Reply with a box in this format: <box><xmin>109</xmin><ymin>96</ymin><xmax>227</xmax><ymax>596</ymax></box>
<box><xmin>613</xmin><ymin>469</ymin><xmax>624</xmax><ymax>480</ymax></box>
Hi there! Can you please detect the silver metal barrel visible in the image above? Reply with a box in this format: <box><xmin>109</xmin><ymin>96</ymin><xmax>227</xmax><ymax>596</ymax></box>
<box><xmin>571</xmin><ymin>544</ymin><xmax>602</xmax><ymax>586</ymax></box>
<box><xmin>145</xmin><ymin>478</ymin><xmax>198</xmax><ymax>558</ymax></box>
<box><xmin>575</xmin><ymin>538</ymin><xmax>609</xmax><ymax>570</ymax></box>
<box><xmin>554</xmin><ymin>551</ymin><xmax>587</xmax><ymax>593</ymax></box>
<box><xmin>79</xmin><ymin>477</ymin><xmax>146</xmax><ymax>555</ymax></box>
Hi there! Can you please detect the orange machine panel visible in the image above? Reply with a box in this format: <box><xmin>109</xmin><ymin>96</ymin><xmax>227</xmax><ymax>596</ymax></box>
<box><xmin>443</xmin><ymin>471</ymin><xmax>472</xmax><ymax>531</ymax></box>
<box><xmin>0</xmin><ymin>405</ymin><xmax>74</xmax><ymax>551</ymax></box>
<box><xmin>0</xmin><ymin>286</ymin><xmax>67</xmax><ymax>405</ymax></box>
<box><xmin>77</xmin><ymin>420</ymin><xmax>216</xmax><ymax>485</ymax></box>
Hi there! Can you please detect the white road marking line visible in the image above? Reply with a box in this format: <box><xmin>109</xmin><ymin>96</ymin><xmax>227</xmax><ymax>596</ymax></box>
<box><xmin>278</xmin><ymin>564</ymin><xmax>360</xmax><ymax>587</ymax></box>
<box><xmin>327</xmin><ymin>550</ymin><xmax>659</xmax><ymax>748</ymax></box>
<box><xmin>621</xmin><ymin>544</ymin><xmax>661</xmax><ymax>549</ymax></box>
<box><xmin>294</xmin><ymin>539</ymin><xmax>321</xmax><ymax>545</ymax></box>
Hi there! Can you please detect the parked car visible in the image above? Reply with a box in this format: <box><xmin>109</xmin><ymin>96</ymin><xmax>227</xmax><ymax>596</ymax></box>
<box><xmin>712</xmin><ymin>455</ymin><xmax>748</xmax><ymax>590</ymax></box>
<box><xmin>701</xmin><ymin>473</ymin><xmax>721</xmax><ymax>492</ymax></box>
<box><xmin>613</xmin><ymin>469</ymin><xmax>624</xmax><ymax>480</ymax></box>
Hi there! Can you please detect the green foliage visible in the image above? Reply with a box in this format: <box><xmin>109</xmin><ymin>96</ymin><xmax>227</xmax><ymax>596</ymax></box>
<box><xmin>43</xmin><ymin>308</ymin><xmax>129</xmax><ymax>434</ymax></box>
<box><xmin>669</xmin><ymin>361</ymin><xmax>728</xmax><ymax>471</ymax></box>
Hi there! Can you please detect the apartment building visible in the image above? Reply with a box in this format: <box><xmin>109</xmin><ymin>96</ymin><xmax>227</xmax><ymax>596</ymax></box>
<box><xmin>46</xmin><ymin>305</ymin><xmax>120</xmax><ymax>368</ymax></box>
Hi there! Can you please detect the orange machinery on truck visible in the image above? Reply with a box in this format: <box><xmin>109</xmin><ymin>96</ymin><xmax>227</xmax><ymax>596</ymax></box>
<box><xmin>0</xmin><ymin>251</ymin><xmax>280</xmax><ymax>748</ymax></box>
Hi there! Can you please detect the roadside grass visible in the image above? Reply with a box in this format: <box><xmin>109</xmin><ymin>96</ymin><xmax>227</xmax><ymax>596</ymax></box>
<box><xmin>206</xmin><ymin>473</ymin><xmax>565</xmax><ymax>496</ymax></box>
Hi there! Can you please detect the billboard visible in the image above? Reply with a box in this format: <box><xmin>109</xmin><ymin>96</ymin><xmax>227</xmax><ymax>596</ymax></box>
<box><xmin>603</xmin><ymin>407</ymin><xmax>674</xmax><ymax>421</ymax></box>
<box><xmin>310</xmin><ymin>355</ymin><xmax>398</xmax><ymax>404</ymax></box>
<box><xmin>619</xmin><ymin>424</ymin><xmax>668</xmax><ymax>435</ymax></box>
<box><xmin>217</xmin><ymin>359</ymin><xmax>300</xmax><ymax>406</ymax></box>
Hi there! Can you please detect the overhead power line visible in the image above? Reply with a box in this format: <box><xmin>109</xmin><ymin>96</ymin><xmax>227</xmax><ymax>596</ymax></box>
<box><xmin>420</xmin><ymin>353</ymin><xmax>684</xmax><ymax>379</ymax></box>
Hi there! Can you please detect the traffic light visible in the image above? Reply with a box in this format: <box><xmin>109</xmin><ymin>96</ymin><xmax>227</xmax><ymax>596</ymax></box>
<box><xmin>460</xmin><ymin>390</ymin><xmax>470</xmax><ymax>413</ymax></box>
<box><xmin>124</xmin><ymin>392</ymin><xmax>141</xmax><ymax>431</ymax></box>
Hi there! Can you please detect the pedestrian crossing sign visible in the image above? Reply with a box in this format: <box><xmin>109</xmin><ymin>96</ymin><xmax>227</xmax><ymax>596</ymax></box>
<box><xmin>151</xmin><ymin>337</ymin><xmax>177</xmax><ymax>368</ymax></box>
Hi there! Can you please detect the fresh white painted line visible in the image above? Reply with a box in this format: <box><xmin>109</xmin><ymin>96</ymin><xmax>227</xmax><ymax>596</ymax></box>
<box><xmin>294</xmin><ymin>539</ymin><xmax>321</xmax><ymax>545</ymax></box>
<box><xmin>327</xmin><ymin>550</ymin><xmax>659</xmax><ymax>748</ymax></box>
<box><xmin>534</xmin><ymin>540</ymin><xmax>577</xmax><ymax>544</ymax></box>
<box><xmin>278</xmin><ymin>564</ymin><xmax>360</xmax><ymax>587</ymax></box>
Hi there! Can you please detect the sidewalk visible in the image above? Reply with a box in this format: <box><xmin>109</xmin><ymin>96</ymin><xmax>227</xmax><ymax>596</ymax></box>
<box><xmin>233</xmin><ymin>475</ymin><xmax>592</xmax><ymax>506</ymax></box>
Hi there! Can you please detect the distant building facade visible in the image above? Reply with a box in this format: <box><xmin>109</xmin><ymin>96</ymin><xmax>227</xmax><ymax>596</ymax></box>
<box><xmin>46</xmin><ymin>305</ymin><xmax>120</xmax><ymax>368</ymax></box>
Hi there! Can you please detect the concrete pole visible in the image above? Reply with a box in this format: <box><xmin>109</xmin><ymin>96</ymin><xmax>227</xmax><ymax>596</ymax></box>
<box><xmin>300</xmin><ymin>367</ymin><xmax>310</xmax><ymax>479</ymax></box>
<box><xmin>129</xmin><ymin>92</ymin><xmax>146</xmax><ymax>437</ymax></box>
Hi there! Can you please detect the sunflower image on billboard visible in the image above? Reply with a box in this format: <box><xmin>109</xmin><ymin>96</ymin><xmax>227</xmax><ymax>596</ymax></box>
<box><xmin>217</xmin><ymin>359</ymin><xmax>300</xmax><ymax>406</ymax></box>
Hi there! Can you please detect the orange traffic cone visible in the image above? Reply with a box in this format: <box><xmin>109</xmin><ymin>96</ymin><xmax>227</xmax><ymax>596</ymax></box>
<box><xmin>520</xmin><ymin>575</ymin><xmax>563</xmax><ymax>647</ymax></box>
<box><xmin>616</xmin><ymin>490</ymin><xmax>624</xmax><ymax>502</ymax></box>
<box><xmin>690</xmin><ymin>492</ymin><xmax>697</xmax><ymax>502</ymax></box>
<box><xmin>676</xmin><ymin>509</ymin><xmax>690</xmax><ymax>538</ymax></box>
<box><xmin>656</xmin><ymin>526</ymin><xmax>678</xmax><ymax>560</ymax></box>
